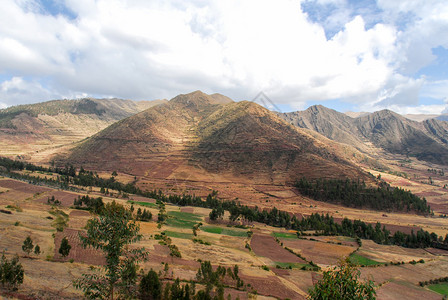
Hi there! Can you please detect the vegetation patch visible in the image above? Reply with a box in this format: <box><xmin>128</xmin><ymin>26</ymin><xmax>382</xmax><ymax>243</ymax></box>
<box><xmin>164</xmin><ymin>231</ymin><xmax>193</xmax><ymax>240</ymax></box>
<box><xmin>274</xmin><ymin>262</ymin><xmax>310</xmax><ymax>269</ymax></box>
<box><xmin>165</xmin><ymin>211</ymin><xmax>202</xmax><ymax>228</ymax></box>
<box><xmin>428</xmin><ymin>283</ymin><xmax>448</xmax><ymax>295</ymax></box>
<box><xmin>272</xmin><ymin>232</ymin><xmax>298</xmax><ymax>239</ymax></box>
<box><xmin>201</xmin><ymin>226</ymin><xmax>247</xmax><ymax>237</ymax></box>
<box><xmin>128</xmin><ymin>200</ymin><xmax>157</xmax><ymax>208</ymax></box>
<box><xmin>222</xmin><ymin>228</ymin><xmax>247</xmax><ymax>237</ymax></box>
<box><xmin>202</xmin><ymin>226</ymin><xmax>223</xmax><ymax>234</ymax></box>
<box><xmin>349</xmin><ymin>253</ymin><xmax>382</xmax><ymax>266</ymax></box>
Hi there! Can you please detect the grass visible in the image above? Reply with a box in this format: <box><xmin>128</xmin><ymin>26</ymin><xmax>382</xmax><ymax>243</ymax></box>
<box><xmin>201</xmin><ymin>226</ymin><xmax>248</xmax><ymax>237</ymax></box>
<box><xmin>428</xmin><ymin>283</ymin><xmax>448</xmax><ymax>295</ymax></box>
<box><xmin>167</xmin><ymin>211</ymin><xmax>202</xmax><ymax>222</ymax></box>
<box><xmin>272</xmin><ymin>232</ymin><xmax>298</xmax><ymax>239</ymax></box>
<box><xmin>202</xmin><ymin>226</ymin><xmax>223</xmax><ymax>234</ymax></box>
<box><xmin>349</xmin><ymin>253</ymin><xmax>381</xmax><ymax>266</ymax></box>
<box><xmin>164</xmin><ymin>231</ymin><xmax>194</xmax><ymax>240</ymax></box>
<box><xmin>128</xmin><ymin>200</ymin><xmax>157</xmax><ymax>208</ymax></box>
<box><xmin>165</xmin><ymin>211</ymin><xmax>202</xmax><ymax>228</ymax></box>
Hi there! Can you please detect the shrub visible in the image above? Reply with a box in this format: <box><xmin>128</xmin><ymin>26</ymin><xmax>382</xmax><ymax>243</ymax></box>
<box><xmin>308</xmin><ymin>259</ymin><xmax>375</xmax><ymax>300</ymax></box>
<box><xmin>0</xmin><ymin>253</ymin><xmax>24</xmax><ymax>291</ymax></box>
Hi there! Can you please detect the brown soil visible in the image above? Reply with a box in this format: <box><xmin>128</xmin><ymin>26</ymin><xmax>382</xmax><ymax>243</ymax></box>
<box><xmin>282</xmin><ymin>239</ymin><xmax>357</xmax><ymax>265</ymax></box>
<box><xmin>54</xmin><ymin>228</ymin><xmax>106</xmax><ymax>265</ymax></box>
<box><xmin>250</xmin><ymin>234</ymin><xmax>306</xmax><ymax>263</ymax></box>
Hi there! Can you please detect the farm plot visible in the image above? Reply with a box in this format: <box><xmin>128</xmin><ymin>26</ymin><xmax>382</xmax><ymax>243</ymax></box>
<box><xmin>166</xmin><ymin>210</ymin><xmax>202</xmax><ymax>228</ymax></box>
<box><xmin>251</xmin><ymin>234</ymin><xmax>306</xmax><ymax>263</ymax></box>
<box><xmin>281</xmin><ymin>238</ymin><xmax>356</xmax><ymax>265</ymax></box>
<box><xmin>54</xmin><ymin>228</ymin><xmax>106</xmax><ymax>265</ymax></box>
<box><xmin>35</xmin><ymin>190</ymin><xmax>81</xmax><ymax>207</ymax></box>
<box><xmin>201</xmin><ymin>226</ymin><xmax>248</xmax><ymax>237</ymax></box>
<box><xmin>360</xmin><ymin>259</ymin><xmax>448</xmax><ymax>285</ymax></box>
<box><xmin>376</xmin><ymin>281</ymin><xmax>441</xmax><ymax>300</ymax></box>
<box><xmin>357</xmin><ymin>239</ymin><xmax>433</xmax><ymax>262</ymax></box>
<box><xmin>428</xmin><ymin>282</ymin><xmax>448</xmax><ymax>296</ymax></box>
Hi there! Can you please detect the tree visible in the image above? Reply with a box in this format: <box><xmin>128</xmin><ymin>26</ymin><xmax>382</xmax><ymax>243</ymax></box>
<box><xmin>22</xmin><ymin>236</ymin><xmax>33</xmax><ymax>256</ymax></box>
<box><xmin>308</xmin><ymin>259</ymin><xmax>375</xmax><ymax>300</ymax></box>
<box><xmin>59</xmin><ymin>237</ymin><xmax>71</xmax><ymax>258</ymax></box>
<box><xmin>0</xmin><ymin>252</ymin><xmax>24</xmax><ymax>291</ymax></box>
<box><xmin>139</xmin><ymin>269</ymin><xmax>161</xmax><ymax>300</ymax></box>
<box><xmin>34</xmin><ymin>245</ymin><xmax>41</xmax><ymax>256</ymax></box>
<box><xmin>74</xmin><ymin>201</ymin><xmax>147</xmax><ymax>300</ymax></box>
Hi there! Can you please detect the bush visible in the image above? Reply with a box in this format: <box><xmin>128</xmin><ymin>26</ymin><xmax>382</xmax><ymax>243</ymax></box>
<box><xmin>0</xmin><ymin>253</ymin><xmax>24</xmax><ymax>291</ymax></box>
<box><xmin>308</xmin><ymin>259</ymin><xmax>375</xmax><ymax>300</ymax></box>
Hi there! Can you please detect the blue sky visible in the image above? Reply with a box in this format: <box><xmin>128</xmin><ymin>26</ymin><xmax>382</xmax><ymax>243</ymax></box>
<box><xmin>0</xmin><ymin>0</ymin><xmax>447</xmax><ymax>115</ymax></box>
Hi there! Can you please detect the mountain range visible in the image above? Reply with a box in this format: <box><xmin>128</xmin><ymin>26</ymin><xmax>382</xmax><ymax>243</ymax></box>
<box><xmin>278</xmin><ymin>105</ymin><xmax>448</xmax><ymax>165</ymax></box>
<box><xmin>1</xmin><ymin>91</ymin><xmax>447</xmax><ymax>185</ymax></box>
<box><xmin>67</xmin><ymin>91</ymin><xmax>368</xmax><ymax>184</ymax></box>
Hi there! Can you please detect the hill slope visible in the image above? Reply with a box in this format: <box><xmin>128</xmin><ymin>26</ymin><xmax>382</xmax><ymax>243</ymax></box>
<box><xmin>67</xmin><ymin>92</ymin><xmax>369</xmax><ymax>184</ymax></box>
<box><xmin>0</xmin><ymin>98</ymin><xmax>165</xmax><ymax>161</ymax></box>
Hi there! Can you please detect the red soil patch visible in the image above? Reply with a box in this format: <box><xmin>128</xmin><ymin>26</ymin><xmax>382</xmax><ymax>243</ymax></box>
<box><xmin>0</xmin><ymin>179</ymin><xmax>51</xmax><ymax>194</ymax></box>
<box><xmin>271</xmin><ymin>268</ymin><xmax>290</xmax><ymax>276</ymax></box>
<box><xmin>54</xmin><ymin>228</ymin><xmax>106</xmax><ymax>265</ymax></box>
<box><xmin>282</xmin><ymin>239</ymin><xmax>356</xmax><ymax>265</ymax></box>
<box><xmin>250</xmin><ymin>234</ymin><xmax>306</xmax><ymax>263</ymax></box>
<box><xmin>376</xmin><ymin>281</ymin><xmax>441</xmax><ymax>300</ymax></box>
<box><xmin>35</xmin><ymin>190</ymin><xmax>79</xmax><ymax>207</ymax></box>
<box><xmin>180</xmin><ymin>207</ymin><xmax>194</xmax><ymax>213</ymax></box>
<box><xmin>240</xmin><ymin>274</ymin><xmax>304</xmax><ymax>299</ymax></box>
<box><xmin>69</xmin><ymin>210</ymin><xmax>90</xmax><ymax>217</ymax></box>
<box><xmin>415</xmin><ymin>191</ymin><xmax>443</xmax><ymax>197</ymax></box>
<box><xmin>425</xmin><ymin>248</ymin><xmax>448</xmax><ymax>256</ymax></box>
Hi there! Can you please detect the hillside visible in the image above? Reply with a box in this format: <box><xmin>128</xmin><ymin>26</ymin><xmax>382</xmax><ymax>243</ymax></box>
<box><xmin>279</xmin><ymin>106</ymin><xmax>448</xmax><ymax>165</ymax></box>
<box><xmin>67</xmin><ymin>91</ymin><xmax>369</xmax><ymax>184</ymax></box>
<box><xmin>0</xmin><ymin>98</ymin><xmax>165</xmax><ymax>162</ymax></box>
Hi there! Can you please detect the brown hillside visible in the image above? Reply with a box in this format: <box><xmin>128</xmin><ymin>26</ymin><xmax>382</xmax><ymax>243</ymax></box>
<box><xmin>0</xmin><ymin>98</ymin><xmax>164</xmax><ymax>162</ymax></box>
<box><xmin>67</xmin><ymin>92</ymin><xmax>369</xmax><ymax>184</ymax></box>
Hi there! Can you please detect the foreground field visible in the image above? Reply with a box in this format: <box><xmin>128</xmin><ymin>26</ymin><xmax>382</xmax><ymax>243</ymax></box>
<box><xmin>0</xmin><ymin>175</ymin><xmax>448</xmax><ymax>299</ymax></box>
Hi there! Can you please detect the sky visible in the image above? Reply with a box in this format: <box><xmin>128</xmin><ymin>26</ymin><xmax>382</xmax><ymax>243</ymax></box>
<box><xmin>0</xmin><ymin>0</ymin><xmax>447</xmax><ymax>114</ymax></box>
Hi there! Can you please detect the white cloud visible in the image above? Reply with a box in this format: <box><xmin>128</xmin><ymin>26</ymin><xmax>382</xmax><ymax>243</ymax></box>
<box><xmin>0</xmin><ymin>0</ymin><xmax>446</xmax><ymax>114</ymax></box>
<box><xmin>0</xmin><ymin>77</ymin><xmax>59</xmax><ymax>106</ymax></box>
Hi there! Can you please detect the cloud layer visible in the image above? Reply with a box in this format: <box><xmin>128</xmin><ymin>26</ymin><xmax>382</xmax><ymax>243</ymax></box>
<box><xmin>0</xmin><ymin>0</ymin><xmax>447</xmax><ymax>114</ymax></box>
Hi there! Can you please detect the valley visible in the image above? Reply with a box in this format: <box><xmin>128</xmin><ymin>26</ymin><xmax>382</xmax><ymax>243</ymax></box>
<box><xmin>0</xmin><ymin>91</ymin><xmax>448</xmax><ymax>299</ymax></box>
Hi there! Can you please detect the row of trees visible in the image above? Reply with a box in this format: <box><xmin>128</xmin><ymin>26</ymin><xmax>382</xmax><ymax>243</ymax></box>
<box><xmin>295</xmin><ymin>177</ymin><xmax>432</xmax><ymax>214</ymax></box>
<box><xmin>0</xmin><ymin>157</ymin><xmax>444</xmax><ymax>250</ymax></box>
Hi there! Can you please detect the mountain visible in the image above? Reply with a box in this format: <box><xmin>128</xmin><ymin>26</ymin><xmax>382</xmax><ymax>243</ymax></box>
<box><xmin>0</xmin><ymin>98</ymin><xmax>165</xmax><ymax>161</ymax></box>
<box><xmin>67</xmin><ymin>91</ymin><xmax>369</xmax><ymax>184</ymax></box>
<box><xmin>404</xmin><ymin>114</ymin><xmax>439</xmax><ymax>122</ymax></box>
<box><xmin>436</xmin><ymin>114</ymin><xmax>448</xmax><ymax>122</ymax></box>
<box><xmin>278</xmin><ymin>106</ymin><xmax>448</xmax><ymax>165</ymax></box>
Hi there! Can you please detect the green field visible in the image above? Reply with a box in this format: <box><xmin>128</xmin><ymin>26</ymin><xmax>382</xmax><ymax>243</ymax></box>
<box><xmin>128</xmin><ymin>200</ymin><xmax>157</xmax><ymax>208</ymax></box>
<box><xmin>349</xmin><ymin>253</ymin><xmax>381</xmax><ymax>266</ymax></box>
<box><xmin>202</xmin><ymin>226</ymin><xmax>248</xmax><ymax>237</ymax></box>
<box><xmin>272</xmin><ymin>232</ymin><xmax>298</xmax><ymax>239</ymax></box>
<box><xmin>202</xmin><ymin>226</ymin><xmax>223</xmax><ymax>234</ymax></box>
<box><xmin>165</xmin><ymin>211</ymin><xmax>202</xmax><ymax>228</ymax></box>
<box><xmin>164</xmin><ymin>231</ymin><xmax>194</xmax><ymax>240</ymax></box>
<box><xmin>428</xmin><ymin>283</ymin><xmax>448</xmax><ymax>295</ymax></box>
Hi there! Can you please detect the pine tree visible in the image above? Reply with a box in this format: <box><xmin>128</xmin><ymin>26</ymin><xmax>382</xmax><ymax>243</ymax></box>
<box><xmin>59</xmin><ymin>237</ymin><xmax>71</xmax><ymax>258</ymax></box>
<box><xmin>34</xmin><ymin>245</ymin><xmax>41</xmax><ymax>256</ymax></box>
<box><xmin>22</xmin><ymin>236</ymin><xmax>33</xmax><ymax>256</ymax></box>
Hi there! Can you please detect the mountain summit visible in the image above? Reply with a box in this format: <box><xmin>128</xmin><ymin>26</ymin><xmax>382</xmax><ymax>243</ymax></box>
<box><xmin>67</xmin><ymin>91</ymin><xmax>368</xmax><ymax>184</ymax></box>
